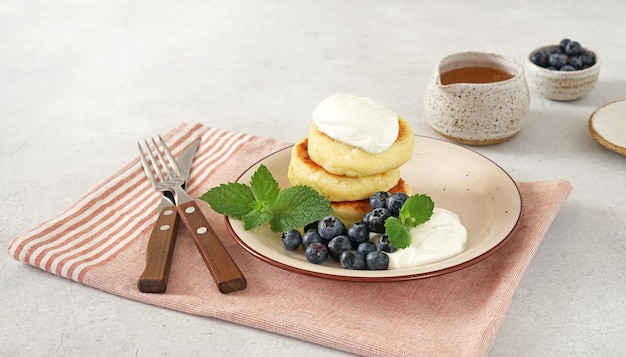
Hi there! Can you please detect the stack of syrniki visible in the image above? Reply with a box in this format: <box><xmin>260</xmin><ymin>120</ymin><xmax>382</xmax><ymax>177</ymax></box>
<box><xmin>288</xmin><ymin>93</ymin><xmax>415</xmax><ymax>224</ymax></box>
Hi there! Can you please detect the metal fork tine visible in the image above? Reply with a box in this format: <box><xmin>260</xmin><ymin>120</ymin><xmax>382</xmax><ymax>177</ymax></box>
<box><xmin>151</xmin><ymin>137</ymin><xmax>178</xmax><ymax>181</ymax></box>
<box><xmin>138</xmin><ymin>142</ymin><xmax>158</xmax><ymax>188</ymax></box>
<box><xmin>148</xmin><ymin>138</ymin><xmax>166</xmax><ymax>180</ymax></box>
<box><xmin>138</xmin><ymin>136</ymin><xmax>185</xmax><ymax>189</ymax></box>
<box><xmin>158</xmin><ymin>135</ymin><xmax>181</xmax><ymax>177</ymax></box>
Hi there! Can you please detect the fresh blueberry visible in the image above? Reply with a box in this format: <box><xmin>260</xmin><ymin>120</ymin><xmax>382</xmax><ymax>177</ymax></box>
<box><xmin>366</xmin><ymin>251</ymin><xmax>389</xmax><ymax>270</ymax></box>
<box><xmin>317</xmin><ymin>215</ymin><xmax>345</xmax><ymax>240</ymax></box>
<box><xmin>548</xmin><ymin>53</ymin><xmax>568</xmax><ymax>69</ymax></box>
<box><xmin>357</xmin><ymin>242</ymin><xmax>377</xmax><ymax>256</ymax></box>
<box><xmin>302</xmin><ymin>229</ymin><xmax>324</xmax><ymax>247</ymax></box>
<box><xmin>281</xmin><ymin>230</ymin><xmax>302</xmax><ymax>251</ymax></box>
<box><xmin>565</xmin><ymin>41</ymin><xmax>582</xmax><ymax>56</ymax></box>
<box><xmin>361</xmin><ymin>210</ymin><xmax>372</xmax><ymax>225</ymax></box>
<box><xmin>377</xmin><ymin>234</ymin><xmax>397</xmax><ymax>253</ymax></box>
<box><xmin>559</xmin><ymin>38</ymin><xmax>571</xmax><ymax>53</ymax></box>
<box><xmin>530</xmin><ymin>50</ymin><xmax>550</xmax><ymax>68</ymax></box>
<box><xmin>560</xmin><ymin>65</ymin><xmax>576</xmax><ymax>71</ymax></box>
<box><xmin>366</xmin><ymin>207</ymin><xmax>391</xmax><ymax>233</ymax></box>
<box><xmin>369</xmin><ymin>191</ymin><xmax>390</xmax><ymax>210</ymax></box>
<box><xmin>568</xmin><ymin>56</ymin><xmax>584</xmax><ymax>70</ymax></box>
<box><xmin>339</xmin><ymin>250</ymin><xmax>366</xmax><ymax>270</ymax></box>
<box><xmin>327</xmin><ymin>235</ymin><xmax>354</xmax><ymax>260</ymax></box>
<box><xmin>386</xmin><ymin>192</ymin><xmax>409</xmax><ymax>216</ymax></box>
<box><xmin>347</xmin><ymin>222</ymin><xmax>370</xmax><ymax>244</ymax></box>
<box><xmin>304</xmin><ymin>220</ymin><xmax>319</xmax><ymax>232</ymax></box>
<box><xmin>305</xmin><ymin>242</ymin><xmax>329</xmax><ymax>264</ymax></box>
<box><xmin>580</xmin><ymin>50</ymin><xmax>596</xmax><ymax>68</ymax></box>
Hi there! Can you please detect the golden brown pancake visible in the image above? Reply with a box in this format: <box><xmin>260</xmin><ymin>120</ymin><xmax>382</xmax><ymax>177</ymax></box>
<box><xmin>307</xmin><ymin>116</ymin><xmax>415</xmax><ymax>177</ymax></box>
<box><xmin>288</xmin><ymin>138</ymin><xmax>401</xmax><ymax>202</ymax></box>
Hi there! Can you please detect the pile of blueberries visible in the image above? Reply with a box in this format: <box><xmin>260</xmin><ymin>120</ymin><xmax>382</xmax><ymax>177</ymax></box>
<box><xmin>281</xmin><ymin>191</ymin><xmax>409</xmax><ymax>270</ymax></box>
<box><xmin>530</xmin><ymin>38</ymin><xmax>596</xmax><ymax>71</ymax></box>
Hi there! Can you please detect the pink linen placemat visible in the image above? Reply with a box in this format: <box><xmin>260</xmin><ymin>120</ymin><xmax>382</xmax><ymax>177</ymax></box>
<box><xmin>7</xmin><ymin>122</ymin><xmax>572</xmax><ymax>357</ymax></box>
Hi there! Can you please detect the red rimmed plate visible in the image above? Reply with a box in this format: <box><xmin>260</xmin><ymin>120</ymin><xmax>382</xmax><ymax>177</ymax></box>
<box><xmin>225</xmin><ymin>136</ymin><xmax>522</xmax><ymax>281</ymax></box>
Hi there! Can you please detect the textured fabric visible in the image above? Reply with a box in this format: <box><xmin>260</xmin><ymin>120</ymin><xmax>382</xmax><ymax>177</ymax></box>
<box><xmin>7</xmin><ymin>122</ymin><xmax>572</xmax><ymax>357</ymax></box>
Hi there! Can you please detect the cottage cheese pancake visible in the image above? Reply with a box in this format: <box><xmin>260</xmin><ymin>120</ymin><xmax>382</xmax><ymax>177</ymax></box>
<box><xmin>307</xmin><ymin>116</ymin><xmax>415</xmax><ymax>177</ymax></box>
<box><xmin>288</xmin><ymin>138</ymin><xmax>401</xmax><ymax>202</ymax></box>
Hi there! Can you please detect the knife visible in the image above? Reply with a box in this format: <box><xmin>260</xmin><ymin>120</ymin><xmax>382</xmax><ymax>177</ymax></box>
<box><xmin>167</xmin><ymin>144</ymin><xmax>247</xmax><ymax>294</ymax></box>
<box><xmin>137</xmin><ymin>139</ymin><xmax>200</xmax><ymax>293</ymax></box>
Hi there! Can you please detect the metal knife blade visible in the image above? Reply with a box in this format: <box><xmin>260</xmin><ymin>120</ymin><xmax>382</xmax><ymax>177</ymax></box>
<box><xmin>137</xmin><ymin>139</ymin><xmax>200</xmax><ymax>293</ymax></box>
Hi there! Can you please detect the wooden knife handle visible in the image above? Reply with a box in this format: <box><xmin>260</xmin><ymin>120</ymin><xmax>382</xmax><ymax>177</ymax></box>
<box><xmin>177</xmin><ymin>200</ymin><xmax>247</xmax><ymax>294</ymax></box>
<box><xmin>137</xmin><ymin>205</ymin><xmax>179</xmax><ymax>293</ymax></box>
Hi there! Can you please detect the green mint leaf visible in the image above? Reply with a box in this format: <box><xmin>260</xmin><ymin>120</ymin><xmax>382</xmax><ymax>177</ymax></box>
<box><xmin>249</xmin><ymin>164</ymin><xmax>280</xmax><ymax>206</ymax></box>
<box><xmin>201</xmin><ymin>165</ymin><xmax>332</xmax><ymax>233</ymax></box>
<box><xmin>384</xmin><ymin>193</ymin><xmax>435</xmax><ymax>249</ymax></box>
<box><xmin>199</xmin><ymin>182</ymin><xmax>255</xmax><ymax>219</ymax></box>
<box><xmin>242</xmin><ymin>208</ymin><xmax>273</xmax><ymax>231</ymax></box>
<box><xmin>269</xmin><ymin>185</ymin><xmax>332</xmax><ymax>232</ymax></box>
<box><xmin>399</xmin><ymin>194</ymin><xmax>434</xmax><ymax>228</ymax></box>
<box><xmin>384</xmin><ymin>217</ymin><xmax>411</xmax><ymax>249</ymax></box>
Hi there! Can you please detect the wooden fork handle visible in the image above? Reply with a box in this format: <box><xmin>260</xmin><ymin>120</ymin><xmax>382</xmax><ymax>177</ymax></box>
<box><xmin>177</xmin><ymin>200</ymin><xmax>247</xmax><ymax>294</ymax></box>
<box><xmin>137</xmin><ymin>205</ymin><xmax>180</xmax><ymax>293</ymax></box>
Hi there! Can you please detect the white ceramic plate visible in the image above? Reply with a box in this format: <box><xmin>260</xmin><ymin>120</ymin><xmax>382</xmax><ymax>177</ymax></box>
<box><xmin>589</xmin><ymin>99</ymin><xmax>626</xmax><ymax>157</ymax></box>
<box><xmin>226</xmin><ymin>136</ymin><xmax>522</xmax><ymax>281</ymax></box>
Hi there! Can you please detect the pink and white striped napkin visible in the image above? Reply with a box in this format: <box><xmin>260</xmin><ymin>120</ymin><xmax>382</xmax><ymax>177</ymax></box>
<box><xmin>8</xmin><ymin>122</ymin><xmax>572</xmax><ymax>357</ymax></box>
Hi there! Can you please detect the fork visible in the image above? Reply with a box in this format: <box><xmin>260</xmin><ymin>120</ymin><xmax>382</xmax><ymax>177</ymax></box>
<box><xmin>138</xmin><ymin>136</ymin><xmax>247</xmax><ymax>294</ymax></box>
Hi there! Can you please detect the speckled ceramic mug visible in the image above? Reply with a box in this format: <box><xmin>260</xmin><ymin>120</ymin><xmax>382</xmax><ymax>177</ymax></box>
<box><xmin>424</xmin><ymin>52</ymin><xmax>530</xmax><ymax>145</ymax></box>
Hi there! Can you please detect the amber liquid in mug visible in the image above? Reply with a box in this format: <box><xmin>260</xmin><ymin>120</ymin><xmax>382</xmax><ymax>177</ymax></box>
<box><xmin>440</xmin><ymin>66</ymin><xmax>514</xmax><ymax>85</ymax></box>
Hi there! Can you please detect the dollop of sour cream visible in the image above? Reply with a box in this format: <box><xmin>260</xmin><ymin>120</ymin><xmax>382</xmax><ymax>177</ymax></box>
<box><xmin>312</xmin><ymin>93</ymin><xmax>399</xmax><ymax>154</ymax></box>
<box><xmin>387</xmin><ymin>208</ymin><xmax>467</xmax><ymax>269</ymax></box>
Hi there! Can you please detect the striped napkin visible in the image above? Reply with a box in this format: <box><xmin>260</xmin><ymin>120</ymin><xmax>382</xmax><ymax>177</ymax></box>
<box><xmin>7</xmin><ymin>122</ymin><xmax>572</xmax><ymax>357</ymax></box>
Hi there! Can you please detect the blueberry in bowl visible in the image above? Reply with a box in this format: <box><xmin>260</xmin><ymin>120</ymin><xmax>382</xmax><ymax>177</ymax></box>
<box><xmin>526</xmin><ymin>38</ymin><xmax>600</xmax><ymax>101</ymax></box>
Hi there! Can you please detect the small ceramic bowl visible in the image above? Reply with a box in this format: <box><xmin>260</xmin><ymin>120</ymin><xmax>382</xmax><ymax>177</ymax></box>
<box><xmin>525</xmin><ymin>45</ymin><xmax>600</xmax><ymax>101</ymax></box>
<box><xmin>424</xmin><ymin>52</ymin><xmax>530</xmax><ymax>145</ymax></box>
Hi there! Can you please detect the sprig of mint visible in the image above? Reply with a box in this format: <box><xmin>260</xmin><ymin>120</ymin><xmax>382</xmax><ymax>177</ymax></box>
<box><xmin>200</xmin><ymin>164</ymin><xmax>332</xmax><ymax>232</ymax></box>
<box><xmin>384</xmin><ymin>194</ymin><xmax>434</xmax><ymax>249</ymax></box>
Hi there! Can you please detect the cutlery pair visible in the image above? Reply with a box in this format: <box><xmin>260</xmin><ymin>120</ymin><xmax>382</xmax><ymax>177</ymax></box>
<box><xmin>137</xmin><ymin>136</ymin><xmax>246</xmax><ymax>294</ymax></box>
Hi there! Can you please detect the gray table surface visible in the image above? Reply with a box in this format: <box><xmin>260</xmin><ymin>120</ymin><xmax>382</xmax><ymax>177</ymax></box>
<box><xmin>2</xmin><ymin>1</ymin><xmax>625</xmax><ymax>356</ymax></box>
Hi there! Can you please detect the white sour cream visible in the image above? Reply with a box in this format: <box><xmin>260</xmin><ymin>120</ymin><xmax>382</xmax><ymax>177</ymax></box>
<box><xmin>312</xmin><ymin>93</ymin><xmax>399</xmax><ymax>154</ymax></box>
<box><xmin>387</xmin><ymin>208</ymin><xmax>467</xmax><ymax>269</ymax></box>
